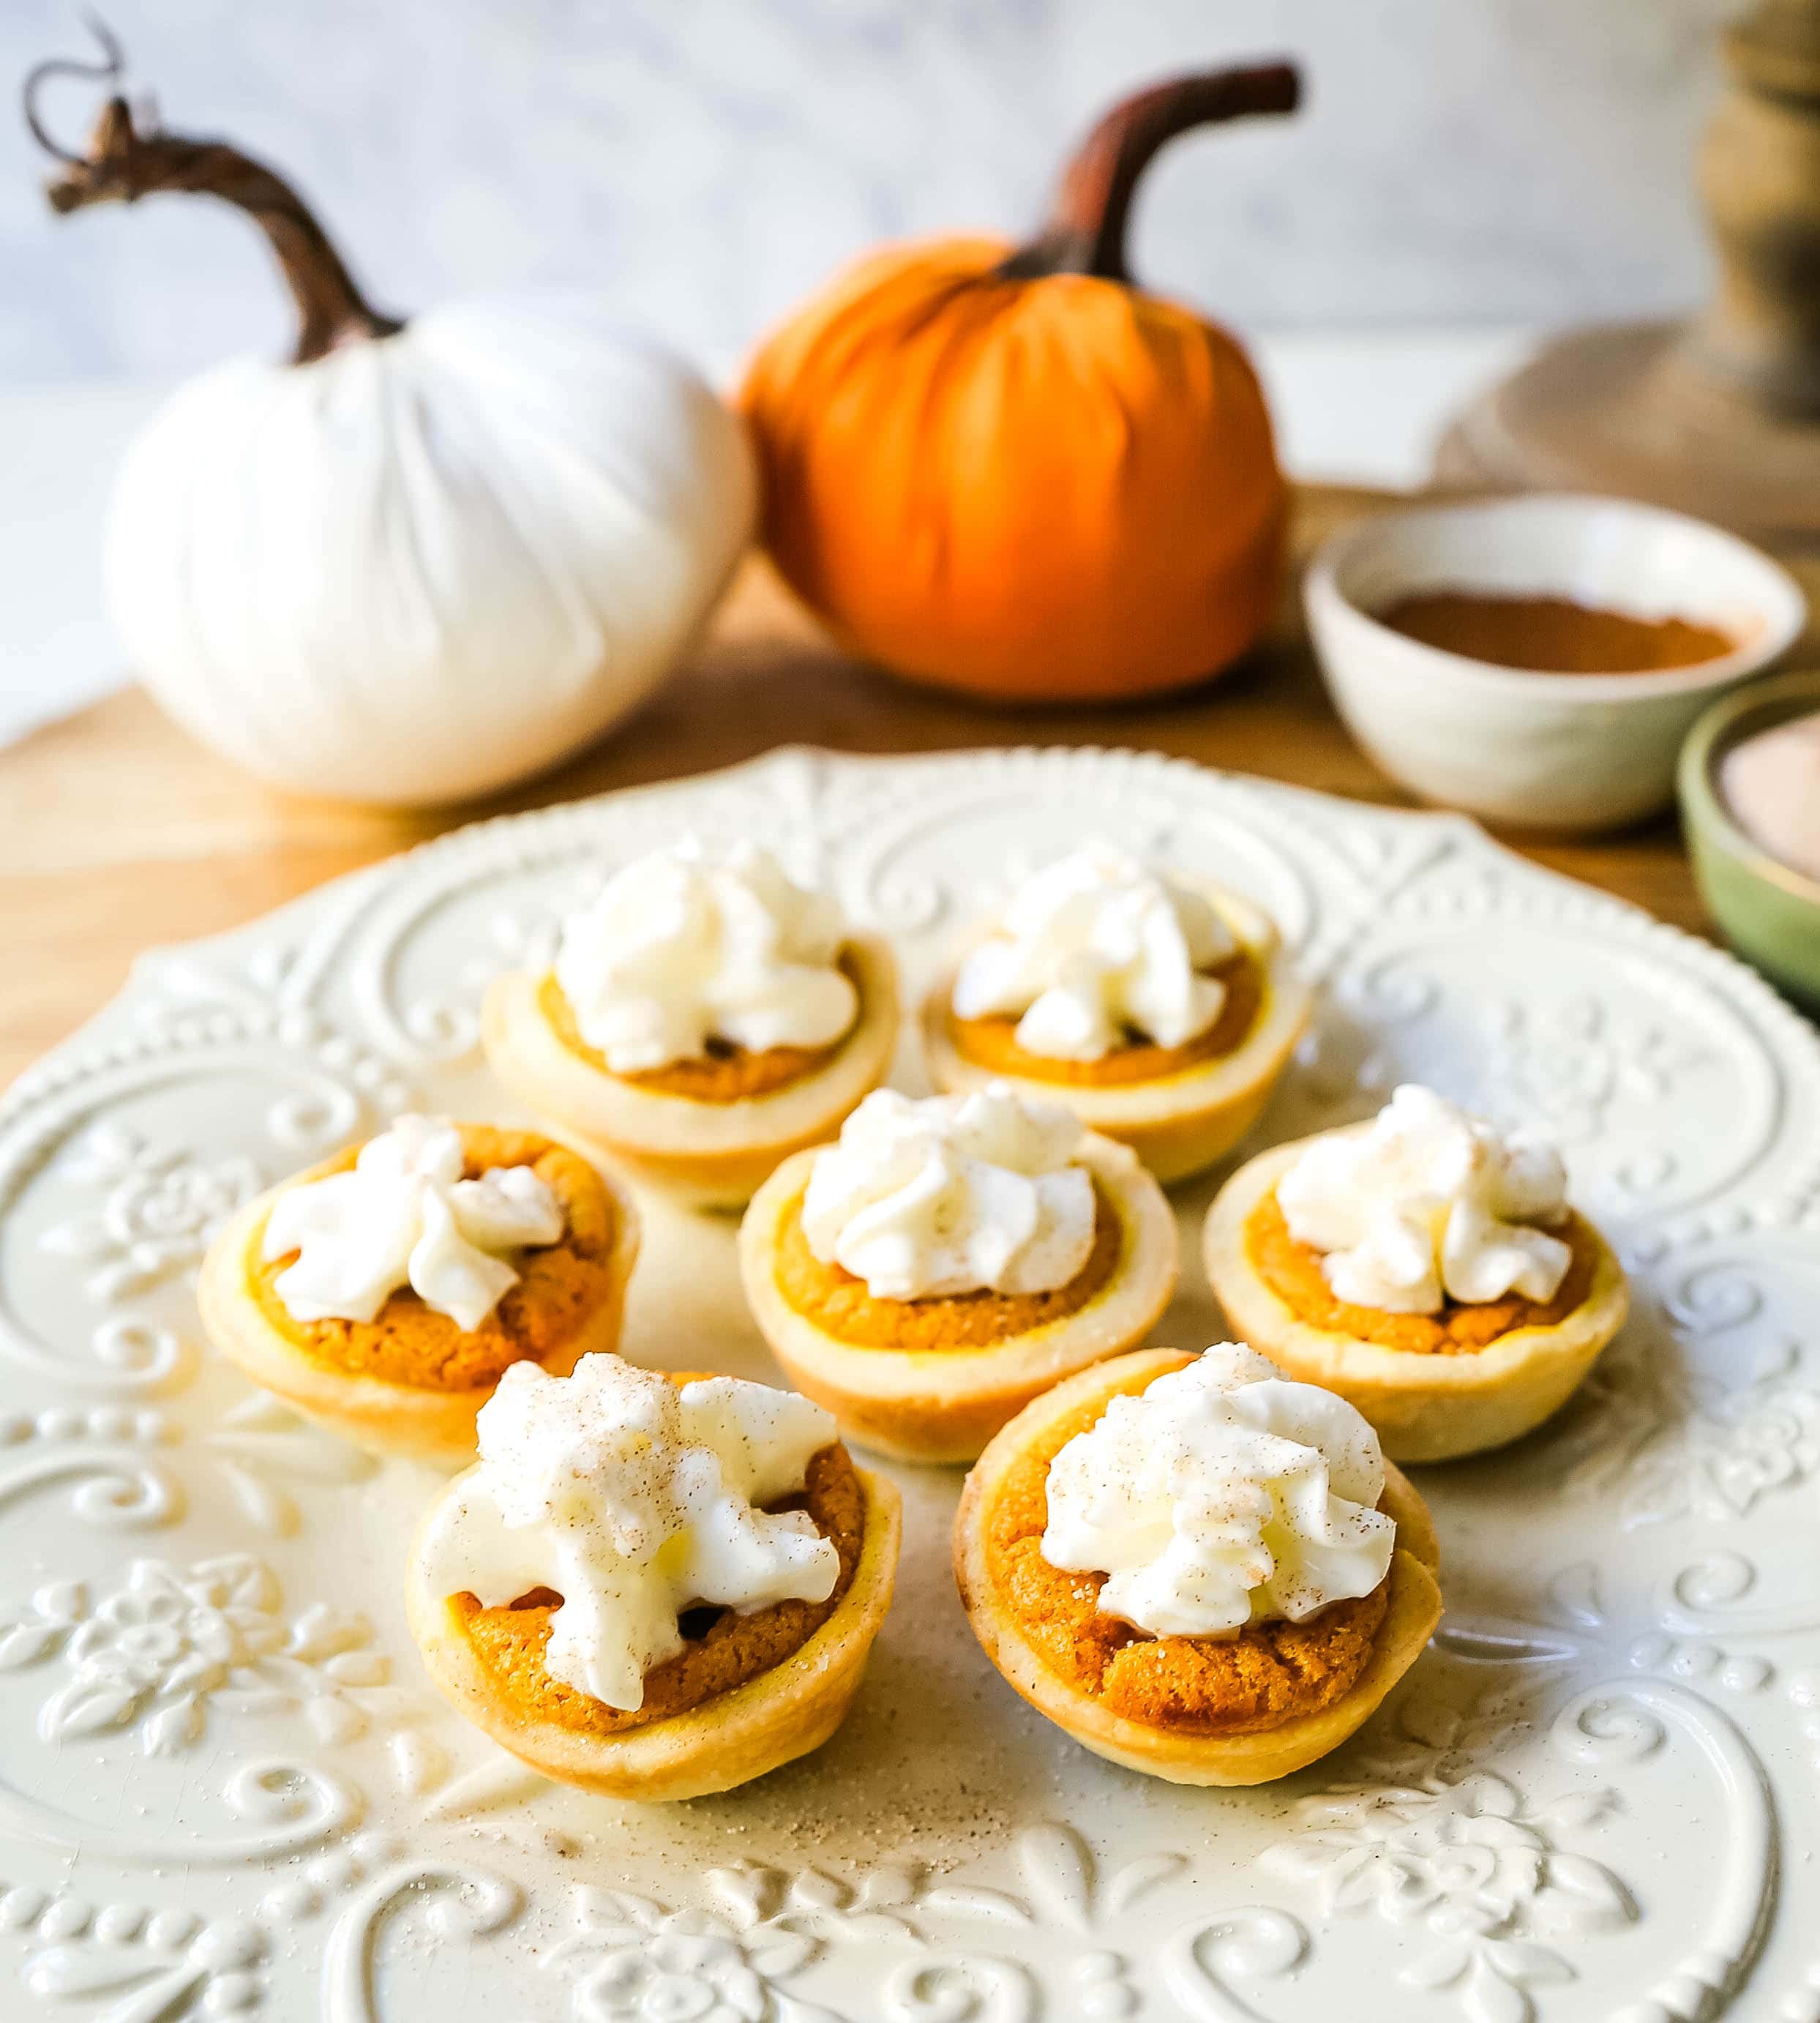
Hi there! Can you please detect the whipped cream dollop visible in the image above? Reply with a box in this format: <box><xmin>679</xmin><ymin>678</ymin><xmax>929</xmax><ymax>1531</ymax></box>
<box><xmin>800</xmin><ymin>1085</ymin><xmax>1096</xmax><ymax>1301</ymax></box>
<box><xmin>553</xmin><ymin>840</ymin><xmax>858</xmax><ymax>1073</ymax></box>
<box><xmin>1277</xmin><ymin>1084</ymin><xmax>1571</xmax><ymax>1315</ymax></box>
<box><xmin>418</xmin><ymin>1354</ymin><xmax>841</xmax><ymax>1710</ymax></box>
<box><xmin>951</xmin><ymin>843</ymin><xmax>1237</xmax><ymax>1061</ymax></box>
<box><xmin>1041</xmin><ymin>1345</ymin><xmax>1395</xmax><ymax>1639</ymax></box>
<box><xmin>263</xmin><ymin>1115</ymin><xmax>564</xmax><ymax>1331</ymax></box>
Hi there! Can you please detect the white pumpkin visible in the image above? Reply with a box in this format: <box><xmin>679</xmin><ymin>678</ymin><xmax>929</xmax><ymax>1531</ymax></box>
<box><xmin>105</xmin><ymin>301</ymin><xmax>756</xmax><ymax>804</ymax></box>
<box><xmin>32</xmin><ymin>41</ymin><xmax>754</xmax><ymax>806</ymax></box>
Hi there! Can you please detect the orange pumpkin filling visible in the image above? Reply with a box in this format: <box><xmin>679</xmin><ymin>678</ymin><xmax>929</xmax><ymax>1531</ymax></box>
<box><xmin>774</xmin><ymin>1189</ymin><xmax>1124</xmax><ymax>1350</ymax></box>
<box><xmin>253</xmin><ymin>1127</ymin><xmax>619</xmax><ymax>1391</ymax></box>
<box><xmin>948</xmin><ymin>949</ymin><xmax>1263</xmax><ymax>1087</ymax></box>
<box><xmin>1243</xmin><ymin>1189</ymin><xmax>1600</xmax><ymax>1355</ymax></box>
<box><xmin>538</xmin><ymin>960</ymin><xmax>860</xmax><ymax>1103</ymax></box>
<box><xmin>449</xmin><ymin>1442</ymin><xmax>866</xmax><ymax>1734</ymax></box>
<box><xmin>984</xmin><ymin>1377</ymin><xmax>1388</xmax><ymax>1734</ymax></box>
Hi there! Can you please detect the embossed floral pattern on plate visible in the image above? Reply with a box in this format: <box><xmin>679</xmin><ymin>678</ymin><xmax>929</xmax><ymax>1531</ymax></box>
<box><xmin>0</xmin><ymin>747</ymin><xmax>1818</xmax><ymax>2022</ymax></box>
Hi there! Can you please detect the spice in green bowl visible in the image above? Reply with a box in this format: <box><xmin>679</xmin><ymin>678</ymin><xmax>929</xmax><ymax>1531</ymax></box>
<box><xmin>1679</xmin><ymin>668</ymin><xmax>1820</xmax><ymax>1016</ymax></box>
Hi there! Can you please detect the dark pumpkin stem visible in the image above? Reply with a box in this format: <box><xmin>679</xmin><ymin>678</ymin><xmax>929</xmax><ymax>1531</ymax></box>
<box><xmin>1001</xmin><ymin>62</ymin><xmax>1302</xmax><ymax>285</ymax></box>
<box><xmin>23</xmin><ymin>20</ymin><xmax>402</xmax><ymax>363</ymax></box>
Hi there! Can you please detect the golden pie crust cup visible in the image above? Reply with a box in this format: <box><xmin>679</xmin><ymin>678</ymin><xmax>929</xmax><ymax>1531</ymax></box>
<box><xmin>738</xmin><ymin>1132</ymin><xmax>1180</xmax><ymax>1465</ymax></box>
<box><xmin>953</xmin><ymin>1348</ymin><xmax>1442</xmax><ymax>1787</ymax></box>
<box><xmin>919</xmin><ymin>889</ymin><xmax>1311</xmax><ymax>1185</ymax></box>
<box><xmin>198</xmin><ymin>1131</ymin><xmax>639</xmax><ymax>1469</ymax></box>
<box><xmin>405</xmin><ymin>1462</ymin><xmax>900</xmax><ymax>1801</ymax></box>
<box><xmin>1202</xmin><ymin>1136</ymin><xmax>1630</xmax><ymax>1464</ymax></box>
<box><xmin>482</xmin><ymin>934</ymin><xmax>900</xmax><ymax>1209</ymax></box>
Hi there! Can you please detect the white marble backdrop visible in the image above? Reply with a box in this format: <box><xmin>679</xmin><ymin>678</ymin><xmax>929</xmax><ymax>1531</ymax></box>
<box><xmin>1</xmin><ymin>0</ymin><xmax>1735</xmax><ymax>386</ymax></box>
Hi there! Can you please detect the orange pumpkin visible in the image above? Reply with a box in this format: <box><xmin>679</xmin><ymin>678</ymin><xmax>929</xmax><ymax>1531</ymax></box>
<box><xmin>740</xmin><ymin>65</ymin><xmax>1299</xmax><ymax>703</ymax></box>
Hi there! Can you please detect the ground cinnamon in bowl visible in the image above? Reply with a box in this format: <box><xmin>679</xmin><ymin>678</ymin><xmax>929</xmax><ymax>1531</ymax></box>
<box><xmin>1379</xmin><ymin>590</ymin><xmax>1737</xmax><ymax>674</ymax></box>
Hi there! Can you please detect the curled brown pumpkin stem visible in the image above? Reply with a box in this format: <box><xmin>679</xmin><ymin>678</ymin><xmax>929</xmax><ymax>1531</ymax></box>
<box><xmin>23</xmin><ymin>20</ymin><xmax>402</xmax><ymax>363</ymax></box>
<box><xmin>1003</xmin><ymin>62</ymin><xmax>1302</xmax><ymax>286</ymax></box>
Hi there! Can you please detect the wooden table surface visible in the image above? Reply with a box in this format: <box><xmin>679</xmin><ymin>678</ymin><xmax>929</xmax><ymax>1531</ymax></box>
<box><xmin>5</xmin><ymin>482</ymin><xmax>1800</xmax><ymax>1089</ymax></box>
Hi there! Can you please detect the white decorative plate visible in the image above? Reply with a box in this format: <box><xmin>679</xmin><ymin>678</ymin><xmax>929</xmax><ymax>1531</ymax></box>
<box><xmin>3</xmin><ymin>745</ymin><xmax>1819</xmax><ymax>2023</ymax></box>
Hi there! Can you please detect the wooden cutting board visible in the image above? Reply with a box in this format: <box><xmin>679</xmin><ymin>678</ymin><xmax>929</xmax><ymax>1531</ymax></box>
<box><xmin>2</xmin><ymin>483</ymin><xmax>1798</xmax><ymax>1088</ymax></box>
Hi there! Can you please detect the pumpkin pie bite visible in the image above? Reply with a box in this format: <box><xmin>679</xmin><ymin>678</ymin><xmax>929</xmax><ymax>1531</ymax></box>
<box><xmin>920</xmin><ymin>845</ymin><xmax>1311</xmax><ymax>1184</ymax></box>
<box><xmin>1204</xmin><ymin>1085</ymin><xmax>1629</xmax><ymax>1463</ymax></box>
<box><xmin>198</xmin><ymin>1115</ymin><xmax>637</xmax><ymax>1467</ymax></box>
<box><xmin>955</xmin><ymin>1345</ymin><xmax>1441</xmax><ymax>1784</ymax></box>
<box><xmin>484</xmin><ymin>841</ymin><xmax>899</xmax><ymax>1208</ymax></box>
<box><xmin>739</xmin><ymin>1083</ymin><xmax>1178</xmax><ymax>1465</ymax></box>
<box><xmin>406</xmin><ymin>1353</ymin><xmax>900</xmax><ymax>1800</ymax></box>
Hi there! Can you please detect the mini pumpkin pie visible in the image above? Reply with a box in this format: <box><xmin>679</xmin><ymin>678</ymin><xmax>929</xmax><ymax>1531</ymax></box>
<box><xmin>921</xmin><ymin>844</ymin><xmax>1311</xmax><ymax>1185</ymax></box>
<box><xmin>1204</xmin><ymin>1084</ymin><xmax>1629</xmax><ymax>1463</ymax></box>
<box><xmin>484</xmin><ymin>840</ymin><xmax>898</xmax><ymax>1208</ymax></box>
<box><xmin>739</xmin><ymin>1082</ymin><xmax>1178</xmax><ymax>1465</ymax></box>
<box><xmin>954</xmin><ymin>1344</ymin><xmax>1442</xmax><ymax>1785</ymax></box>
<box><xmin>199</xmin><ymin>1115</ymin><xmax>638</xmax><ymax>1467</ymax></box>
<box><xmin>406</xmin><ymin>1352</ymin><xmax>900</xmax><ymax>1800</ymax></box>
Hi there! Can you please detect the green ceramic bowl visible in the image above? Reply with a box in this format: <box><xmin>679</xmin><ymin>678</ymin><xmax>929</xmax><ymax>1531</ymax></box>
<box><xmin>1679</xmin><ymin>668</ymin><xmax>1820</xmax><ymax>1015</ymax></box>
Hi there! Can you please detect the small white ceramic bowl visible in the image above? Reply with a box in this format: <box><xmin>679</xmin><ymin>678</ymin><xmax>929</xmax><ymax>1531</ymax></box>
<box><xmin>1303</xmin><ymin>493</ymin><xmax>1806</xmax><ymax>832</ymax></box>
